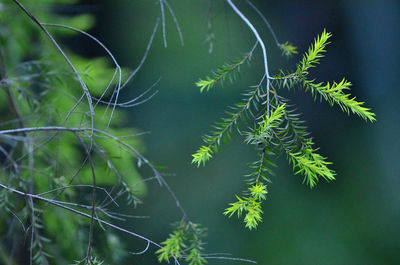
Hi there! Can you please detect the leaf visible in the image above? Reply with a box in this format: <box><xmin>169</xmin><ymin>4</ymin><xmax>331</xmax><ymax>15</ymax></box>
<box><xmin>280</xmin><ymin>41</ymin><xmax>298</xmax><ymax>58</ymax></box>
<box><xmin>196</xmin><ymin>51</ymin><xmax>253</xmax><ymax>92</ymax></box>
<box><xmin>192</xmin><ymin>145</ymin><xmax>213</xmax><ymax>167</ymax></box>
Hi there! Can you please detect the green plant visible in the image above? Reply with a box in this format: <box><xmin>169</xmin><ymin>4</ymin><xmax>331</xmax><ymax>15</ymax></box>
<box><xmin>0</xmin><ymin>1</ymin><xmax>375</xmax><ymax>265</ymax></box>
<box><xmin>192</xmin><ymin>2</ymin><xmax>375</xmax><ymax>231</ymax></box>
<box><xmin>0</xmin><ymin>0</ymin><xmax>172</xmax><ymax>264</ymax></box>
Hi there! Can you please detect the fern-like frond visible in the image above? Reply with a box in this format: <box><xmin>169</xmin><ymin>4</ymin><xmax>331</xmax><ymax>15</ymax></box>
<box><xmin>274</xmin><ymin>96</ymin><xmax>309</xmax><ymax>152</ymax></box>
<box><xmin>249</xmin><ymin>183</ymin><xmax>268</xmax><ymax>200</ymax></box>
<box><xmin>192</xmin><ymin>86</ymin><xmax>262</xmax><ymax>166</ymax></box>
<box><xmin>257</xmin><ymin>103</ymin><xmax>286</xmax><ymax>132</ymax></box>
<box><xmin>156</xmin><ymin>225</ymin><xmax>187</xmax><ymax>263</ymax></box>
<box><xmin>275</xmin><ymin>30</ymin><xmax>376</xmax><ymax>123</ymax></box>
<box><xmin>186</xmin><ymin>248</ymin><xmax>207</xmax><ymax>265</ymax></box>
<box><xmin>157</xmin><ymin>222</ymin><xmax>207</xmax><ymax>265</ymax></box>
<box><xmin>245</xmin><ymin>148</ymin><xmax>276</xmax><ymax>186</ymax></box>
<box><xmin>192</xmin><ymin>145</ymin><xmax>213</xmax><ymax>167</ymax></box>
<box><xmin>185</xmin><ymin>222</ymin><xmax>207</xmax><ymax>265</ymax></box>
<box><xmin>303</xmin><ymin>78</ymin><xmax>376</xmax><ymax>122</ymax></box>
<box><xmin>223</xmin><ymin>195</ymin><xmax>248</xmax><ymax>218</ymax></box>
<box><xmin>224</xmin><ymin>184</ymin><xmax>267</xmax><ymax>230</ymax></box>
<box><xmin>245</xmin><ymin>103</ymin><xmax>286</xmax><ymax>146</ymax></box>
<box><xmin>297</xmin><ymin>29</ymin><xmax>332</xmax><ymax>75</ymax></box>
<box><xmin>196</xmin><ymin>52</ymin><xmax>253</xmax><ymax>92</ymax></box>
<box><xmin>243</xmin><ymin>198</ymin><xmax>263</xmax><ymax>230</ymax></box>
<box><xmin>286</xmin><ymin>140</ymin><xmax>336</xmax><ymax>188</ymax></box>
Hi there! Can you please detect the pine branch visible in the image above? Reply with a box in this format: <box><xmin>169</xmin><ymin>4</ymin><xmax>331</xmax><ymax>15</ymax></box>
<box><xmin>156</xmin><ymin>221</ymin><xmax>207</xmax><ymax>265</ymax></box>
<box><xmin>285</xmin><ymin>139</ymin><xmax>336</xmax><ymax>188</ymax></box>
<box><xmin>196</xmin><ymin>51</ymin><xmax>254</xmax><ymax>93</ymax></box>
<box><xmin>245</xmin><ymin>148</ymin><xmax>276</xmax><ymax>186</ymax></box>
<box><xmin>302</xmin><ymin>78</ymin><xmax>376</xmax><ymax>122</ymax></box>
<box><xmin>192</xmin><ymin>85</ymin><xmax>262</xmax><ymax>167</ymax></box>
<box><xmin>244</xmin><ymin>103</ymin><xmax>286</xmax><ymax>146</ymax></box>
<box><xmin>274</xmin><ymin>96</ymin><xmax>309</xmax><ymax>153</ymax></box>
<box><xmin>275</xmin><ymin>30</ymin><xmax>376</xmax><ymax>122</ymax></box>
<box><xmin>156</xmin><ymin>228</ymin><xmax>186</xmax><ymax>263</ymax></box>
<box><xmin>223</xmin><ymin>184</ymin><xmax>267</xmax><ymax>230</ymax></box>
<box><xmin>297</xmin><ymin>29</ymin><xmax>331</xmax><ymax>75</ymax></box>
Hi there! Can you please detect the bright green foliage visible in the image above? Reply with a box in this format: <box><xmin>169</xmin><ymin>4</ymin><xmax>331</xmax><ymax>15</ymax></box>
<box><xmin>302</xmin><ymin>78</ymin><xmax>376</xmax><ymax>122</ymax></box>
<box><xmin>249</xmin><ymin>183</ymin><xmax>268</xmax><ymax>200</ymax></box>
<box><xmin>245</xmin><ymin>150</ymin><xmax>277</xmax><ymax>185</ymax></box>
<box><xmin>224</xmin><ymin>184</ymin><xmax>267</xmax><ymax>230</ymax></box>
<box><xmin>280</xmin><ymin>41</ymin><xmax>298</xmax><ymax>58</ymax></box>
<box><xmin>192</xmin><ymin>84</ymin><xmax>263</xmax><ymax>163</ymax></box>
<box><xmin>287</xmin><ymin>140</ymin><xmax>335</xmax><ymax>188</ymax></box>
<box><xmin>297</xmin><ymin>29</ymin><xmax>332</xmax><ymax>74</ymax></box>
<box><xmin>156</xmin><ymin>221</ymin><xmax>207</xmax><ymax>265</ymax></box>
<box><xmin>192</xmin><ymin>145</ymin><xmax>213</xmax><ymax>167</ymax></box>
<box><xmin>156</xmin><ymin>227</ymin><xmax>187</xmax><ymax>262</ymax></box>
<box><xmin>255</xmin><ymin>104</ymin><xmax>286</xmax><ymax>135</ymax></box>
<box><xmin>279</xmin><ymin>29</ymin><xmax>376</xmax><ymax>122</ymax></box>
<box><xmin>193</xmin><ymin>29</ymin><xmax>375</xmax><ymax>230</ymax></box>
<box><xmin>196</xmin><ymin>51</ymin><xmax>253</xmax><ymax>92</ymax></box>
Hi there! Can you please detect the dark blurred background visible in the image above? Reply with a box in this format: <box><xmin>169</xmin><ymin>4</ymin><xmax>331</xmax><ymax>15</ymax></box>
<box><xmin>78</xmin><ymin>1</ymin><xmax>400</xmax><ymax>264</ymax></box>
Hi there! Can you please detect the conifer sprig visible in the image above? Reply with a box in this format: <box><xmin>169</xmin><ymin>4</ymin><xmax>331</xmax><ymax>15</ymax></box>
<box><xmin>156</xmin><ymin>221</ymin><xmax>207</xmax><ymax>265</ymax></box>
<box><xmin>192</xmin><ymin>85</ymin><xmax>263</xmax><ymax>167</ymax></box>
<box><xmin>274</xmin><ymin>96</ymin><xmax>309</xmax><ymax>152</ymax></box>
<box><xmin>196</xmin><ymin>50</ymin><xmax>254</xmax><ymax>93</ymax></box>
<box><xmin>280</xmin><ymin>29</ymin><xmax>376</xmax><ymax>122</ymax></box>
<box><xmin>192</xmin><ymin>145</ymin><xmax>213</xmax><ymax>167</ymax></box>
<box><xmin>286</xmin><ymin>140</ymin><xmax>336</xmax><ymax>188</ymax></box>
<box><xmin>156</xmin><ymin>227</ymin><xmax>186</xmax><ymax>263</ymax></box>
<box><xmin>298</xmin><ymin>29</ymin><xmax>331</xmax><ymax>75</ymax></box>
<box><xmin>193</xmin><ymin>23</ymin><xmax>375</xmax><ymax>230</ymax></box>
<box><xmin>243</xmin><ymin>148</ymin><xmax>276</xmax><ymax>186</ymax></box>
<box><xmin>280</xmin><ymin>41</ymin><xmax>298</xmax><ymax>58</ymax></box>
<box><xmin>302</xmin><ymin>78</ymin><xmax>376</xmax><ymax>122</ymax></box>
<box><xmin>224</xmin><ymin>184</ymin><xmax>267</xmax><ymax>230</ymax></box>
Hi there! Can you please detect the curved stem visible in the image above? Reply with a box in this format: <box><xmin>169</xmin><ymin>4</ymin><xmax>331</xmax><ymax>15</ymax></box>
<box><xmin>245</xmin><ymin>0</ymin><xmax>281</xmax><ymax>47</ymax></box>
<box><xmin>226</xmin><ymin>0</ymin><xmax>271</xmax><ymax>116</ymax></box>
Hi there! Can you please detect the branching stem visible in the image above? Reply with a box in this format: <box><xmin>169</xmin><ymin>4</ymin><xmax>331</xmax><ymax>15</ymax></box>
<box><xmin>226</xmin><ymin>0</ymin><xmax>271</xmax><ymax>116</ymax></box>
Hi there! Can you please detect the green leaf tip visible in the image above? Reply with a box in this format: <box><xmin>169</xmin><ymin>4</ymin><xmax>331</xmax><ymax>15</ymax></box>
<box><xmin>195</xmin><ymin>52</ymin><xmax>253</xmax><ymax>93</ymax></box>
<box><xmin>224</xmin><ymin>184</ymin><xmax>268</xmax><ymax>230</ymax></box>
<box><xmin>192</xmin><ymin>146</ymin><xmax>213</xmax><ymax>167</ymax></box>
<box><xmin>302</xmin><ymin>78</ymin><xmax>376</xmax><ymax>122</ymax></box>
<box><xmin>287</xmin><ymin>140</ymin><xmax>336</xmax><ymax>188</ymax></box>
<box><xmin>280</xmin><ymin>41</ymin><xmax>298</xmax><ymax>58</ymax></box>
<box><xmin>156</xmin><ymin>229</ymin><xmax>186</xmax><ymax>263</ymax></box>
<box><xmin>298</xmin><ymin>29</ymin><xmax>332</xmax><ymax>74</ymax></box>
<box><xmin>196</xmin><ymin>77</ymin><xmax>214</xmax><ymax>93</ymax></box>
<box><xmin>292</xmin><ymin>29</ymin><xmax>376</xmax><ymax>122</ymax></box>
<box><xmin>249</xmin><ymin>183</ymin><xmax>268</xmax><ymax>201</ymax></box>
<box><xmin>157</xmin><ymin>221</ymin><xmax>207</xmax><ymax>265</ymax></box>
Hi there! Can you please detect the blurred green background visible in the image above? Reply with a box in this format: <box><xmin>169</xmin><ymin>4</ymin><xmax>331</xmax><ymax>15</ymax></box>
<box><xmin>76</xmin><ymin>1</ymin><xmax>399</xmax><ymax>264</ymax></box>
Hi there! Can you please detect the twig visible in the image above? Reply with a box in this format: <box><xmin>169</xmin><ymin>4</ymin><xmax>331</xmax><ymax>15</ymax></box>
<box><xmin>12</xmin><ymin>0</ymin><xmax>95</xmax><ymax>136</ymax></box>
<box><xmin>245</xmin><ymin>0</ymin><xmax>280</xmax><ymax>47</ymax></box>
<box><xmin>159</xmin><ymin>0</ymin><xmax>167</xmax><ymax>48</ymax></box>
<box><xmin>226</xmin><ymin>0</ymin><xmax>271</xmax><ymax>116</ymax></box>
<box><xmin>163</xmin><ymin>0</ymin><xmax>184</xmax><ymax>46</ymax></box>
<box><xmin>0</xmin><ymin>183</ymin><xmax>182</xmax><ymax>264</ymax></box>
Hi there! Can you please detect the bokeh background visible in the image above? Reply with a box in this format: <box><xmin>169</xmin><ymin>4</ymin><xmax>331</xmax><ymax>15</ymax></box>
<box><xmin>77</xmin><ymin>1</ymin><xmax>399</xmax><ymax>264</ymax></box>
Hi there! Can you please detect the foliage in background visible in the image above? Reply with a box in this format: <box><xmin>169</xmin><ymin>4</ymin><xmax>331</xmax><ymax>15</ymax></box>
<box><xmin>0</xmin><ymin>0</ymin><xmax>155</xmax><ymax>264</ymax></box>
